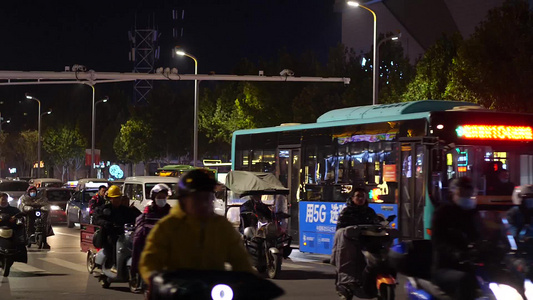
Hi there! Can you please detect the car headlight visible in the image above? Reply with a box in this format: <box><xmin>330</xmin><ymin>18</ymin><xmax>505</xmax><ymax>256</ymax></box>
<box><xmin>489</xmin><ymin>283</ymin><xmax>523</xmax><ymax>300</ymax></box>
<box><xmin>50</xmin><ymin>205</ymin><xmax>61</xmax><ymax>211</ymax></box>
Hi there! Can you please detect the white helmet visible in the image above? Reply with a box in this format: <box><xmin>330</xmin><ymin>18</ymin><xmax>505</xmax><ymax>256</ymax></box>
<box><xmin>150</xmin><ymin>183</ymin><xmax>171</xmax><ymax>200</ymax></box>
<box><xmin>512</xmin><ymin>185</ymin><xmax>533</xmax><ymax>205</ymax></box>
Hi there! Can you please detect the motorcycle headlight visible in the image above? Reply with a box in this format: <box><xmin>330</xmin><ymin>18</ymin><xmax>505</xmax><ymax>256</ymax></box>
<box><xmin>525</xmin><ymin>279</ymin><xmax>533</xmax><ymax>300</ymax></box>
<box><xmin>50</xmin><ymin>205</ymin><xmax>61</xmax><ymax>211</ymax></box>
<box><xmin>211</xmin><ymin>284</ymin><xmax>234</xmax><ymax>300</ymax></box>
<box><xmin>35</xmin><ymin>211</ymin><xmax>41</xmax><ymax>217</ymax></box>
<box><xmin>489</xmin><ymin>283</ymin><xmax>523</xmax><ymax>300</ymax></box>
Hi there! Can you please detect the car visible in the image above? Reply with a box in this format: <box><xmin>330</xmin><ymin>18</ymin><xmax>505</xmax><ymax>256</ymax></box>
<box><xmin>37</xmin><ymin>187</ymin><xmax>73</xmax><ymax>224</ymax></box>
<box><xmin>122</xmin><ymin>176</ymin><xmax>179</xmax><ymax>211</ymax></box>
<box><xmin>65</xmin><ymin>188</ymin><xmax>98</xmax><ymax>228</ymax></box>
<box><xmin>75</xmin><ymin>178</ymin><xmax>109</xmax><ymax>191</ymax></box>
<box><xmin>0</xmin><ymin>179</ymin><xmax>30</xmax><ymax>207</ymax></box>
<box><xmin>29</xmin><ymin>178</ymin><xmax>63</xmax><ymax>188</ymax></box>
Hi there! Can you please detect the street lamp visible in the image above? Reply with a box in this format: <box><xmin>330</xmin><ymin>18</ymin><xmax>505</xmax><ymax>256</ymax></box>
<box><xmin>375</xmin><ymin>33</ymin><xmax>402</xmax><ymax>104</ymax></box>
<box><xmin>175</xmin><ymin>48</ymin><xmax>199</xmax><ymax>167</ymax></box>
<box><xmin>92</xmin><ymin>95</ymin><xmax>108</xmax><ymax>176</ymax></box>
<box><xmin>24</xmin><ymin>93</ymin><xmax>42</xmax><ymax>178</ymax></box>
<box><xmin>347</xmin><ymin>1</ymin><xmax>377</xmax><ymax>105</ymax></box>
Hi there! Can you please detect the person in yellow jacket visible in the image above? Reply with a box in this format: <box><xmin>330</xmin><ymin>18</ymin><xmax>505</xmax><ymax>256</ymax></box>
<box><xmin>139</xmin><ymin>169</ymin><xmax>254</xmax><ymax>284</ymax></box>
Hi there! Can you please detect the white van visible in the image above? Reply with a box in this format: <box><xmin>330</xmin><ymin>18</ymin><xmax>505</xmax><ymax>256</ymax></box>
<box><xmin>28</xmin><ymin>178</ymin><xmax>63</xmax><ymax>188</ymax></box>
<box><xmin>122</xmin><ymin>176</ymin><xmax>179</xmax><ymax>211</ymax></box>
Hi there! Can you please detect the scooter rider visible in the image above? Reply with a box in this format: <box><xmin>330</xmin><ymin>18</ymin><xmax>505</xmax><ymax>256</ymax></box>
<box><xmin>0</xmin><ymin>193</ymin><xmax>25</xmax><ymax>243</ymax></box>
<box><xmin>508</xmin><ymin>185</ymin><xmax>533</xmax><ymax>240</ymax></box>
<box><xmin>239</xmin><ymin>194</ymin><xmax>272</xmax><ymax>234</ymax></box>
<box><xmin>331</xmin><ymin>188</ymin><xmax>380</xmax><ymax>299</ymax></box>
<box><xmin>130</xmin><ymin>184</ymin><xmax>171</xmax><ymax>276</ymax></box>
<box><xmin>89</xmin><ymin>185</ymin><xmax>107</xmax><ymax>218</ymax></box>
<box><xmin>431</xmin><ymin>177</ymin><xmax>481</xmax><ymax>300</ymax></box>
<box><xmin>93</xmin><ymin>185</ymin><xmax>137</xmax><ymax>273</ymax></box>
<box><xmin>139</xmin><ymin>169</ymin><xmax>254</xmax><ymax>285</ymax></box>
<box><xmin>20</xmin><ymin>186</ymin><xmax>53</xmax><ymax>249</ymax></box>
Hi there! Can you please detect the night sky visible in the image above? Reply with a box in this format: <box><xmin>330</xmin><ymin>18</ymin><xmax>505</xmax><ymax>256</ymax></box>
<box><xmin>1</xmin><ymin>0</ymin><xmax>341</xmax><ymax>74</ymax></box>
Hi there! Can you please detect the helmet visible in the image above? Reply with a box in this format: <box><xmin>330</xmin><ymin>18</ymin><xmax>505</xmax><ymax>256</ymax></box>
<box><xmin>27</xmin><ymin>186</ymin><xmax>37</xmax><ymax>193</ymax></box>
<box><xmin>177</xmin><ymin>169</ymin><xmax>217</xmax><ymax>198</ymax></box>
<box><xmin>512</xmin><ymin>185</ymin><xmax>533</xmax><ymax>205</ymax></box>
<box><xmin>107</xmin><ymin>185</ymin><xmax>122</xmax><ymax>198</ymax></box>
<box><xmin>150</xmin><ymin>183</ymin><xmax>171</xmax><ymax>200</ymax></box>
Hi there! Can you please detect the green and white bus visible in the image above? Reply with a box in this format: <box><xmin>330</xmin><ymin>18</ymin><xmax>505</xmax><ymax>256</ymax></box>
<box><xmin>231</xmin><ymin>100</ymin><xmax>533</xmax><ymax>254</ymax></box>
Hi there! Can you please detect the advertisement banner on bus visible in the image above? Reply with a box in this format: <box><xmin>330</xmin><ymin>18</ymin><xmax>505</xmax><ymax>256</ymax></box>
<box><xmin>299</xmin><ymin>201</ymin><xmax>398</xmax><ymax>255</ymax></box>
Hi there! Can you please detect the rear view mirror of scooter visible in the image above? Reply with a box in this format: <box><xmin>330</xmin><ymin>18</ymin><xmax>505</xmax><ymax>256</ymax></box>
<box><xmin>386</xmin><ymin>215</ymin><xmax>396</xmax><ymax>223</ymax></box>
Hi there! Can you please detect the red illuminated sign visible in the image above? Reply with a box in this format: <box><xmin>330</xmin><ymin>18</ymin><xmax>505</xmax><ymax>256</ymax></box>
<box><xmin>458</xmin><ymin>166</ymin><xmax>467</xmax><ymax>172</ymax></box>
<box><xmin>456</xmin><ymin>125</ymin><xmax>533</xmax><ymax>141</ymax></box>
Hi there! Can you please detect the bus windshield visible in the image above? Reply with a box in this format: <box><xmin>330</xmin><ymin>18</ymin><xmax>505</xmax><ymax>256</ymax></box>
<box><xmin>442</xmin><ymin>145</ymin><xmax>533</xmax><ymax>205</ymax></box>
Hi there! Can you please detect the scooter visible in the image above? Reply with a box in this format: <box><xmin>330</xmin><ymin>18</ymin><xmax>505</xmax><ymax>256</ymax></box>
<box><xmin>0</xmin><ymin>212</ymin><xmax>27</xmax><ymax>277</ymax></box>
<box><xmin>149</xmin><ymin>269</ymin><xmax>285</xmax><ymax>300</ymax></box>
<box><xmin>94</xmin><ymin>224</ymin><xmax>135</xmax><ymax>289</ymax></box>
<box><xmin>338</xmin><ymin>215</ymin><xmax>398</xmax><ymax>300</ymax></box>
<box><xmin>23</xmin><ymin>204</ymin><xmax>49</xmax><ymax>249</ymax></box>
<box><xmin>391</xmin><ymin>239</ymin><xmax>528</xmax><ymax>300</ymax></box>
<box><xmin>242</xmin><ymin>211</ymin><xmax>292</xmax><ymax>279</ymax></box>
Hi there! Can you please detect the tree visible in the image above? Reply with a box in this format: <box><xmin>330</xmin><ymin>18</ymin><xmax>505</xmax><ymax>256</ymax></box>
<box><xmin>445</xmin><ymin>0</ymin><xmax>533</xmax><ymax>111</ymax></box>
<box><xmin>14</xmin><ymin>131</ymin><xmax>38</xmax><ymax>177</ymax></box>
<box><xmin>114</xmin><ymin>118</ymin><xmax>156</xmax><ymax>175</ymax></box>
<box><xmin>43</xmin><ymin>126</ymin><xmax>86</xmax><ymax>181</ymax></box>
<box><xmin>401</xmin><ymin>33</ymin><xmax>463</xmax><ymax>102</ymax></box>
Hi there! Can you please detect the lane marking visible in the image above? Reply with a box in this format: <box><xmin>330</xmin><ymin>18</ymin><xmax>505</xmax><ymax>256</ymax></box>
<box><xmin>53</xmin><ymin>232</ymin><xmax>80</xmax><ymax>238</ymax></box>
<box><xmin>39</xmin><ymin>257</ymin><xmax>87</xmax><ymax>273</ymax></box>
<box><xmin>282</xmin><ymin>263</ymin><xmax>314</xmax><ymax>270</ymax></box>
<box><xmin>11</xmin><ymin>263</ymin><xmax>47</xmax><ymax>273</ymax></box>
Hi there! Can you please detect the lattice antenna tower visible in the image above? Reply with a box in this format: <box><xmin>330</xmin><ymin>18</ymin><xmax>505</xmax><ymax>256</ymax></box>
<box><xmin>128</xmin><ymin>14</ymin><xmax>161</xmax><ymax>105</ymax></box>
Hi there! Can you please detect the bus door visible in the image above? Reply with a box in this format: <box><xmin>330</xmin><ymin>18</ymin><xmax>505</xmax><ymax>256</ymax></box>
<box><xmin>277</xmin><ymin>148</ymin><xmax>301</xmax><ymax>240</ymax></box>
<box><xmin>399</xmin><ymin>139</ymin><xmax>426</xmax><ymax>239</ymax></box>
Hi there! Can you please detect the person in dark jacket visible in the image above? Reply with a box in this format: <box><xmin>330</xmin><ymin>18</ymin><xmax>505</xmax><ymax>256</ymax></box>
<box><xmin>431</xmin><ymin>177</ymin><xmax>481</xmax><ymax>300</ymax></box>
<box><xmin>336</xmin><ymin>188</ymin><xmax>378</xmax><ymax>230</ymax></box>
<box><xmin>20</xmin><ymin>186</ymin><xmax>53</xmax><ymax>249</ymax></box>
<box><xmin>93</xmin><ymin>185</ymin><xmax>137</xmax><ymax>272</ymax></box>
<box><xmin>88</xmin><ymin>185</ymin><xmax>107</xmax><ymax>217</ymax></box>
<box><xmin>130</xmin><ymin>184</ymin><xmax>171</xmax><ymax>278</ymax></box>
<box><xmin>239</xmin><ymin>194</ymin><xmax>272</xmax><ymax>233</ymax></box>
<box><xmin>332</xmin><ymin>188</ymin><xmax>379</xmax><ymax>299</ymax></box>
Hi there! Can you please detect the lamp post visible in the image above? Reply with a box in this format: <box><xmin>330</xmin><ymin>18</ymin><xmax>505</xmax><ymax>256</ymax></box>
<box><xmin>175</xmin><ymin>48</ymin><xmax>199</xmax><ymax>167</ymax></box>
<box><xmin>91</xmin><ymin>93</ymin><xmax>108</xmax><ymax>177</ymax></box>
<box><xmin>24</xmin><ymin>93</ymin><xmax>42</xmax><ymax>178</ymax></box>
<box><xmin>347</xmin><ymin>1</ymin><xmax>377</xmax><ymax>105</ymax></box>
<box><xmin>375</xmin><ymin>33</ymin><xmax>402</xmax><ymax>104</ymax></box>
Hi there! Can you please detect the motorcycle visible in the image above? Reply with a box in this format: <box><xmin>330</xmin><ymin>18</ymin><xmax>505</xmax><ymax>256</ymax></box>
<box><xmin>94</xmin><ymin>223</ymin><xmax>137</xmax><ymax>290</ymax></box>
<box><xmin>149</xmin><ymin>269</ymin><xmax>284</xmax><ymax>300</ymax></box>
<box><xmin>390</xmin><ymin>239</ymin><xmax>528</xmax><ymax>300</ymax></box>
<box><xmin>0</xmin><ymin>212</ymin><xmax>27</xmax><ymax>277</ymax></box>
<box><xmin>23</xmin><ymin>204</ymin><xmax>49</xmax><ymax>249</ymax></box>
<box><xmin>242</xmin><ymin>211</ymin><xmax>292</xmax><ymax>279</ymax></box>
<box><xmin>334</xmin><ymin>215</ymin><xmax>398</xmax><ymax>300</ymax></box>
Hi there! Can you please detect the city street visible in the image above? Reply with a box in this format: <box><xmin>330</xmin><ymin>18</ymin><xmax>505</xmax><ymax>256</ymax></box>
<box><xmin>0</xmin><ymin>224</ymin><xmax>404</xmax><ymax>300</ymax></box>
